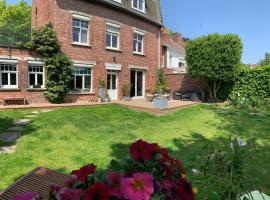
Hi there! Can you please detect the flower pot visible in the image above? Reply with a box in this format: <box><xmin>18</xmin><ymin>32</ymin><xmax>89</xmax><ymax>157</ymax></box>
<box><xmin>124</xmin><ymin>96</ymin><xmax>131</xmax><ymax>101</ymax></box>
<box><xmin>104</xmin><ymin>97</ymin><xmax>110</xmax><ymax>102</ymax></box>
<box><xmin>98</xmin><ymin>87</ymin><xmax>106</xmax><ymax>99</ymax></box>
<box><xmin>97</xmin><ymin>98</ymin><xmax>102</xmax><ymax>103</ymax></box>
<box><xmin>153</xmin><ymin>96</ymin><xmax>168</xmax><ymax>109</ymax></box>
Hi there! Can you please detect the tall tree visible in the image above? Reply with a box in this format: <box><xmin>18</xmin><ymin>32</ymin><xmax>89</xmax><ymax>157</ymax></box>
<box><xmin>186</xmin><ymin>33</ymin><xmax>243</xmax><ymax>101</ymax></box>
<box><xmin>258</xmin><ymin>53</ymin><xmax>270</xmax><ymax>66</ymax></box>
<box><xmin>0</xmin><ymin>0</ymin><xmax>31</xmax><ymax>49</ymax></box>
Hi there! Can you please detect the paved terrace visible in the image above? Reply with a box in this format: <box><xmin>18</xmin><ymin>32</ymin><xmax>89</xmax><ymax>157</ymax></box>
<box><xmin>0</xmin><ymin>100</ymin><xmax>198</xmax><ymax>115</ymax></box>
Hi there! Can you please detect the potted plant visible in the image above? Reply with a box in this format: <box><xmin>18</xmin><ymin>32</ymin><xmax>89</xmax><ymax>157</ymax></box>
<box><xmin>153</xmin><ymin>69</ymin><xmax>169</xmax><ymax>109</ymax></box>
<box><xmin>98</xmin><ymin>79</ymin><xmax>106</xmax><ymax>99</ymax></box>
<box><xmin>104</xmin><ymin>93</ymin><xmax>110</xmax><ymax>102</ymax></box>
<box><xmin>97</xmin><ymin>96</ymin><xmax>102</xmax><ymax>103</ymax></box>
<box><xmin>122</xmin><ymin>83</ymin><xmax>131</xmax><ymax>101</ymax></box>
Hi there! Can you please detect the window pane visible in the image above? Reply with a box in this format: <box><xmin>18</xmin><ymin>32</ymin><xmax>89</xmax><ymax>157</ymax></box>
<box><xmin>1</xmin><ymin>73</ymin><xmax>8</xmax><ymax>85</ymax></box>
<box><xmin>37</xmin><ymin>74</ymin><xmax>43</xmax><ymax>87</ymax></box>
<box><xmin>75</xmin><ymin>75</ymin><xmax>82</xmax><ymax>89</ymax></box>
<box><xmin>133</xmin><ymin>0</ymin><xmax>138</xmax><ymax>8</ymax></box>
<box><xmin>133</xmin><ymin>40</ymin><xmax>137</xmax><ymax>52</ymax></box>
<box><xmin>107</xmin><ymin>74</ymin><xmax>111</xmax><ymax>90</ymax></box>
<box><xmin>106</xmin><ymin>33</ymin><xmax>111</xmax><ymax>47</ymax></box>
<box><xmin>81</xmin><ymin>29</ymin><xmax>88</xmax><ymax>43</ymax></box>
<box><xmin>10</xmin><ymin>73</ymin><xmax>16</xmax><ymax>85</ymax></box>
<box><xmin>137</xmin><ymin>41</ymin><xmax>142</xmax><ymax>53</ymax></box>
<box><xmin>29</xmin><ymin>74</ymin><xmax>35</xmax><ymax>86</ymax></box>
<box><xmin>111</xmin><ymin>74</ymin><xmax>116</xmax><ymax>89</ymax></box>
<box><xmin>85</xmin><ymin>75</ymin><xmax>91</xmax><ymax>90</ymax></box>
<box><xmin>112</xmin><ymin>35</ymin><xmax>118</xmax><ymax>48</ymax></box>
<box><xmin>73</xmin><ymin>28</ymin><xmax>80</xmax><ymax>42</ymax></box>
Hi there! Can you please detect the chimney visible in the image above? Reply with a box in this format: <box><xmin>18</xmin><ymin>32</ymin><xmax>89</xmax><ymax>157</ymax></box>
<box><xmin>173</xmin><ymin>32</ymin><xmax>186</xmax><ymax>47</ymax></box>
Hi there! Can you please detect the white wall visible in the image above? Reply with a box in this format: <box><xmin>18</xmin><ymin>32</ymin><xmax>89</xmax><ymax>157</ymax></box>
<box><xmin>167</xmin><ymin>48</ymin><xmax>186</xmax><ymax>70</ymax></box>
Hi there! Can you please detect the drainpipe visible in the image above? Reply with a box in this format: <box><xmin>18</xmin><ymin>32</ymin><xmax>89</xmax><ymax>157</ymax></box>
<box><xmin>157</xmin><ymin>28</ymin><xmax>161</xmax><ymax>69</ymax></box>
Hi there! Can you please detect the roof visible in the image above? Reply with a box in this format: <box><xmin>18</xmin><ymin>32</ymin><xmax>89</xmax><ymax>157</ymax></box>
<box><xmin>93</xmin><ymin>0</ymin><xmax>163</xmax><ymax>26</ymax></box>
<box><xmin>163</xmin><ymin>38</ymin><xmax>185</xmax><ymax>54</ymax></box>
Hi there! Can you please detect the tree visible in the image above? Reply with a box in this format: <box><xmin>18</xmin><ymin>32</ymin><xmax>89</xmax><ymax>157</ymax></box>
<box><xmin>155</xmin><ymin>69</ymin><xmax>168</xmax><ymax>94</ymax></box>
<box><xmin>0</xmin><ymin>0</ymin><xmax>31</xmax><ymax>49</ymax></box>
<box><xmin>32</xmin><ymin>23</ymin><xmax>73</xmax><ymax>103</ymax></box>
<box><xmin>186</xmin><ymin>33</ymin><xmax>243</xmax><ymax>101</ymax></box>
<box><xmin>258</xmin><ymin>53</ymin><xmax>270</xmax><ymax>66</ymax></box>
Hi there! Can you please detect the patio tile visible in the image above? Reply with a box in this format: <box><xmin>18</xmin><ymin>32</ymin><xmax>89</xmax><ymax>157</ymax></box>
<box><xmin>13</xmin><ymin>119</ymin><xmax>32</xmax><ymax>126</ymax></box>
<box><xmin>0</xmin><ymin>132</ymin><xmax>21</xmax><ymax>142</ymax></box>
<box><xmin>0</xmin><ymin>145</ymin><xmax>17</xmax><ymax>154</ymax></box>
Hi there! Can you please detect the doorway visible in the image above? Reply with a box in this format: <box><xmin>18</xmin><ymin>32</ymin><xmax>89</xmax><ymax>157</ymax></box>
<box><xmin>130</xmin><ymin>69</ymin><xmax>145</xmax><ymax>98</ymax></box>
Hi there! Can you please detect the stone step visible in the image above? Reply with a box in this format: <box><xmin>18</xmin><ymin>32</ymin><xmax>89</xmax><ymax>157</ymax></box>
<box><xmin>7</xmin><ymin>127</ymin><xmax>23</xmax><ymax>132</ymax></box>
<box><xmin>13</xmin><ymin>119</ymin><xmax>32</xmax><ymax>126</ymax></box>
<box><xmin>0</xmin><ymin>145</ymin><xmax>17</xmax><ymax>154</ymax></box>
<box><xmin>0</xmin><ymin>132</ymin><xmax>21</xmax><ymax>142</ymax></box>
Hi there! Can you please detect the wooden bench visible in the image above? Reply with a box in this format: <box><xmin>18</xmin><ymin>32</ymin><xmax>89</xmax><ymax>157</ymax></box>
<box><xmin>3</xmin><ymin>98</ymin><xmax>26</xmax><ymax>106</ymax></box>
<box><xmin>0</xmin><ymin>167</ymin><xmax>72</xmax><ymax>200</ymax></box>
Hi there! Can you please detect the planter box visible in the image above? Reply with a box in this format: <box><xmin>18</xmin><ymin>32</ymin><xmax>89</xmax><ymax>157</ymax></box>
<box><xmin>98</xmin><ymin>87</ymin><xmax>106</xmax><ymax>99</ymax></box>
<box><xmin>153</xmin><ymin>96</ymin><xmax>168</xmax><ymax>109</ymax></box>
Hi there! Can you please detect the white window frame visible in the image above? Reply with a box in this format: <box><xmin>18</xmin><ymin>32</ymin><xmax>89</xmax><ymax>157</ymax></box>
<box><xmin>28</xmin><ymin>62</ymin><xmax>45</xmax><ymax>89</ymax></box>
<box><xmin>106</xmin><ymin>23</ymin><xmax>120</xmax><ymax>50</ymax></box>
<box><xmin>72</xmin><ymin>16</ymin><xmax>90</xmax><ymax>45</ymax></box>
<box><xmin>72</xmin><ymin>64</ymin><xmax>93</xmax><ymax>93</ymax></box>
<box><xmin>133</xmin><ymin>31</ymin><xmax>144</xmax><ymax>54</ymax></box>
<box><xmin>0</xmin><ymin>60</ymin><xmax>18</xmax><ymax>89</ymax></box>
<box><xmin>132</xmin><ymin>0</ymin><xmax>145</xmax><ymax>13</ymax></box>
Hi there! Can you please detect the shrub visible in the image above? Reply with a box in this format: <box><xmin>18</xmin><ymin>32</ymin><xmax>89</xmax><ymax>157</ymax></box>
<box><xmin>32</xmin><ymin>23</ymin><xmax>73</xmax><ymax>103</ymax></box>
<box><xmin>155</xmin><ymin>69</ymin><xmax>168</xmax><ymax>95</ymax></box>
<box><xmin>229</xmin><ymin>66</ymin><xmax>270</xmax><ymax>109</ymax></box>
<box><xmin>186</xmin><ymin>34</ymin><xmax>243</xmax><ymax>101</ymax></box>
<box><xmin>122</xmin><ymin>84</ymin><xmax>131</xmax><ymax>97</ymax></box>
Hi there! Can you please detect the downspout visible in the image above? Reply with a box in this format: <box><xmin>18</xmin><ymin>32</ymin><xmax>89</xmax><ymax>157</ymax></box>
<box><xmin>158</xmin><ymin>28</ymin><xmax>161</xmax><ymax>69</ymax></box>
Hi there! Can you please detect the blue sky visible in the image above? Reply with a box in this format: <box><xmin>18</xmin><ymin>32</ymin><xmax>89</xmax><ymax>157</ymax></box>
<box><xmin>7</xmin><ymin>0</ymin><xmax>270</xmax><ymax>64</ymax></box>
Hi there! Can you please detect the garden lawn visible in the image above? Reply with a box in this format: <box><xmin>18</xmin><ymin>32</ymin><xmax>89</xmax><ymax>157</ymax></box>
<box><xmin>0</xmin><ymin>104</ymin><xmax>269</xmax><ymax>197</ymax></box>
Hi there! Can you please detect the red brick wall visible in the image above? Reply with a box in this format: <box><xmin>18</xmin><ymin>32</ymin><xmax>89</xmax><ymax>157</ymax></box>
<box><xmin>32</xmin><ymin>0</ymin><xmax>160</xmax><ymax>101</ymax></box>
<box><xmin>0</xmin><ymin>47</ymin><xmax>48</xmax><ymax>104</ymax></box>
<box><xmin>165</xmin><ymin>73</ymin><xmax>207</xmax><ymax>94</ymax></box>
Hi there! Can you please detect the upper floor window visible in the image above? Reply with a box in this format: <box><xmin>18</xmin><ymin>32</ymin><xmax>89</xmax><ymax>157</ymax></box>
<box><xmin>0</xmin><ymin>62</ymin><xmax>18</xmax><ymax>89</ymax></box>
<box><xmin>132</xmin><ymin>0</ymin><xmax>145</xmax><ymax>13</ymax></box>
<box><xmin>28</xmin><ymin>64</ymin><xmax>45</xmax><ymax>89</ymax></box>
<box><xmin>106</xmin><ymin>24</ymin><xmax>120</xmax><ymax>50</ymax></box>
<box><xmin>72</xmin><ymin>18</ymin><xmax>89</xmax><ymax>45</ymax></box>
<box><xmin>70</xmin><ymin>65</ymin><xmax>92</xmax><ymax>93</ymax></box>
<box><xmin>133</xmin><ymin>32</ymin><xmax>144</xmax><ymax>54</ymax></box>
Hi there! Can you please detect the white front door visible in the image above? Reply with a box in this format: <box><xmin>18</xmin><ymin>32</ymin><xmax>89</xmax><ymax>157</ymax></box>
<box><xmin>107</xmin><ymin>70</ymin><xmax>118</xmax><ymax>100</ymax></box>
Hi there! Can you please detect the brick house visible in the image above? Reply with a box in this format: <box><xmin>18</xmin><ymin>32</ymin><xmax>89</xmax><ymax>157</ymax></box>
<box><xmin>0</xmin><ymin>0</ymin><xmax>163</xmax><ymax>104</ymax></box>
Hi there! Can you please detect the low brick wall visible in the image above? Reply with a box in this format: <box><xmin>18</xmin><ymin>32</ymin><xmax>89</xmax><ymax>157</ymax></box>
<box><xmin>165</xmin><ymin>73</ymin><xmax>207</xmax><ymax>94</ymax></box>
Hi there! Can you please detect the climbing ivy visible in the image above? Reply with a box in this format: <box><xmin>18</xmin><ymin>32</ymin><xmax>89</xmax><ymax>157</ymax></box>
<box><xmin>32</xmin><ymin>23</ymin><xmax>73</xmax><ymax>103</ymax></box>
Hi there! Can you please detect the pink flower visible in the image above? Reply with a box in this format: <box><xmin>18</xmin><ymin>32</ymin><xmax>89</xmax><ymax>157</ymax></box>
<box><xmin>130</xmin><ymin>140</ymin><xmax>160</xmax><ymax>162</ymax></box>
<box><xmin>71</xmin><ymin>164</ymin><xmax>96</xmax><ymax>182</ymax></box>
<box><xmin>58</xmin><ymin>188</ymin><xmax>82</xmax><ymax>200</ymax></box>
<box><xmin>13</xmin><ymin>192</ymin><xmax>39</xmax><ymax>200</ymax></box>
<box><xmin>107</xmin><ymin>172</ymin><xmax>123</xmax><ymax>198</ymax></box>
<box><xmin>85</xmin><ymin>181</ymin><xmax>109</xmax><ymax>200</ymax></box>
<box><xmin>121</xmin><ymin>173</ymin><xmax>154</xmax><ymax>200</ymax></box>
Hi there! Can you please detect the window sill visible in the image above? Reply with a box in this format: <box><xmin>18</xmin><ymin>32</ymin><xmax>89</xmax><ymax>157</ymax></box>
<box><xmin>27</xmin><ymin>88</ymin><xmax>46</xmax><ymax>92</ymax></box>
<box><xmin>131</xmin><ymin>7</ymin><xmax>146</xmax><ymax>14</ymax></box>
<box><xmin>0</xmin><ymin>88</ymin><xmax>21</xmax><ymax>91</ymax></box>
<box><xmin>106</xmin><ymin>48</ymin><xmax>122</xmax><ymax>52</ymax></box>
<box><xmin>68</xmin><ymin>91</ymin><xmax>95</xmax><ymax>95</ymax></box>
<box><xmin>71</xmin><ymin>43</ymin><xmax>93</xmax><ymax>48</ymax></box>
<box><xmin>133</xmin><ymin>52</ymin><xmax>145</xmax><ymax>56</ymax></box>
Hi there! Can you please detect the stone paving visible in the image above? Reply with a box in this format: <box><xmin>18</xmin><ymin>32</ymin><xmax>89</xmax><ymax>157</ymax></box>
<box><xmin>0</xmin><ymin>110</ymin><xmax>40</xmax><ymax>154</ymax></box>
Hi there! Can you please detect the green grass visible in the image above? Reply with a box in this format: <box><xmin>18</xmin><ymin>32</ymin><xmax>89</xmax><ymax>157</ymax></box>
<box><xmin>0</xmin><ymin>104</ymin><xmax>269</xmax><ymax>196</ymax></box>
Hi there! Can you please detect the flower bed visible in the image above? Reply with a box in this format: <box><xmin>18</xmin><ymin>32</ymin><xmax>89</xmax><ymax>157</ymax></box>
<box><xmin>14</xmin><ymin>140</ymin><xmax>195</xmax><ymax>200</ymax></box>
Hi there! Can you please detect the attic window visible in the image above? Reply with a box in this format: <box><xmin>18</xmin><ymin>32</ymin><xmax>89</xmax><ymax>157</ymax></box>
<box><xmin>132</xmin><ymin>0</ymin><xmax>145</xmax><ymax>13</ymax></box>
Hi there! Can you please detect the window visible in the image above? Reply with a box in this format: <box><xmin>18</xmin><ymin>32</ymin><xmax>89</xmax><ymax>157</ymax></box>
<box><xmin>0</xmin><ymin>63</ymin><xmax>17</xmax><ymax>88</ymax></box>
<box><xmin>72</xmin><ymin>18</ymin><xmax>89</xmax><ymax>44</ymax></box>
<box><xmin>70</xmin><ymin>66</ymin><xmax>92</xmax><ymax>92</ymax></box>
<box><xmin>132</xmin><ymin>0</ymin><xmax>145</xmax><ymax>12</ymax></box>
<box><xmin>28</xmin><ymin>65</ymin><xmax>44</xmax><ymax>88</ymax></box>
<box><xmin>133</xmin><ymin>33</ymin><xmax>144</xmax><ymax>54</ymax></box>
<box><xmin>106</xmin><ymin>25</ymin><xmax>120</xmax><ymax>50</ymax></box>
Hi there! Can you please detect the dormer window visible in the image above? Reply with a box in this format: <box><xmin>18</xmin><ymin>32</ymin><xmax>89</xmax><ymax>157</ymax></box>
<box><xmin>132</xmin><ymin>0</ymin><xmax>145</xmax><ymax>13</ymax></box>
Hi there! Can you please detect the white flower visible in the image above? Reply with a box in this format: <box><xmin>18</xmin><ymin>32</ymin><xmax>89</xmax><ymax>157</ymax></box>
<box><xmin>192</xmin><ymin>168</ymin><xmax>199</xmax><ymax>175</ymax></box>
<box><xmin>238</xmin><ymin>139</ymin><xmax>247</xmax><ymax>146</ymax></box>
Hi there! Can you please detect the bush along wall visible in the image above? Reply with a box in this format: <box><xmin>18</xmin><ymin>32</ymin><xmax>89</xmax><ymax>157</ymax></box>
<box><xmin>32</xmin><ymin>23</ymin><xmax>73</xmax><ymax>103</ymax></box>
<box><xmin>229</xmin><ymin>66</ymin><xmax>270</xmax><ymax>109</ymax></box>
